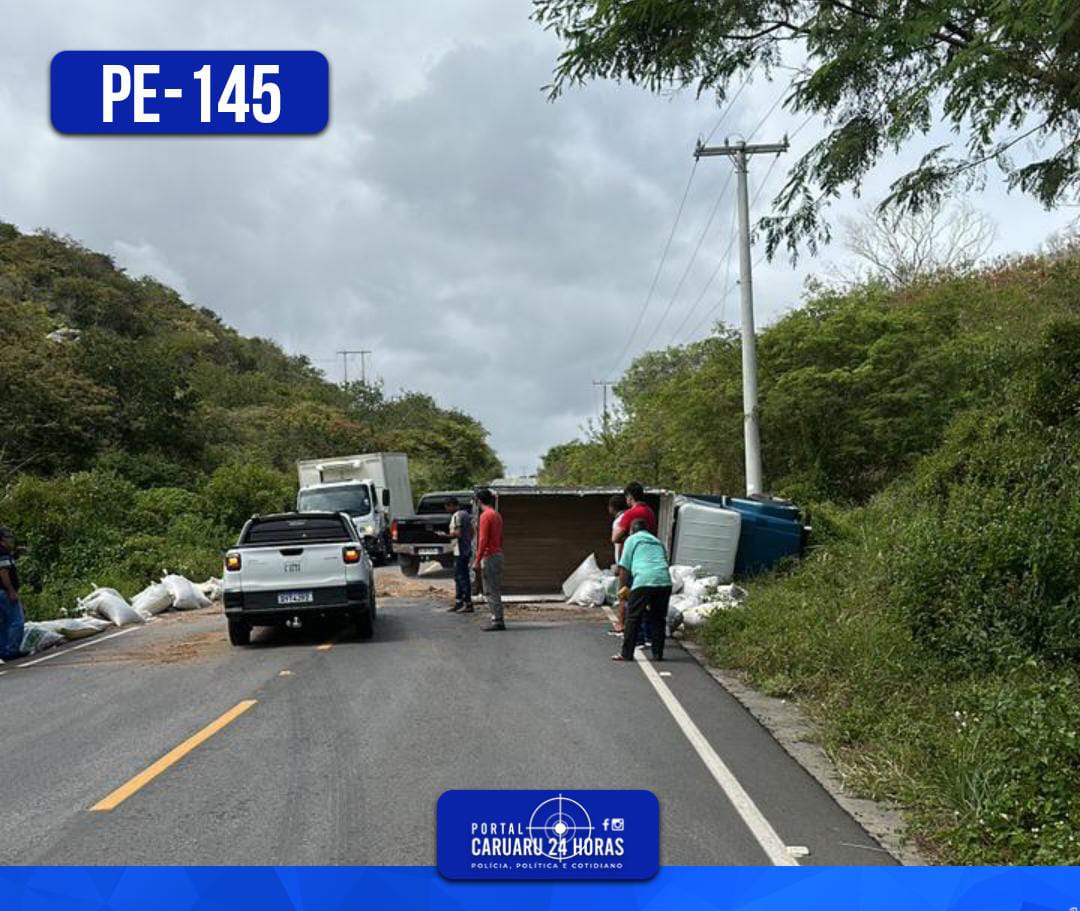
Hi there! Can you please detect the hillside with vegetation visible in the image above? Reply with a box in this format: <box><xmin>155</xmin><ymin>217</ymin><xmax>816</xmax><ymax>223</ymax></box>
<box><xmin>0</xmin><ymin>222</ymin><xmax>502</xmax><ymax>620</ymax></box>
<box><xmin>540</xmin><ymin>248</ymin><xmax>1080</xmax><ymax>863</ymax></box>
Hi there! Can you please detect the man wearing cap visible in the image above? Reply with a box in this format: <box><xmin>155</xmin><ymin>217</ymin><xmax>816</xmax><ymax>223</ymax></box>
<box><xmin>0</xmin><ymin>527</ymin><xmax>26</xmax><ymax>661</ymax></box>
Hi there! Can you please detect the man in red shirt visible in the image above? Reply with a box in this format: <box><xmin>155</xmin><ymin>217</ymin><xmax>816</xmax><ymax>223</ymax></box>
<box><xmin>611</xmin><ymin>481</ymin><xmax>657</xmax><ymax>547</ymax></box>
<box><xmin>472</xmin><ymin>488</ymin><xmax>506</xmax><ymax>631</ymax></box>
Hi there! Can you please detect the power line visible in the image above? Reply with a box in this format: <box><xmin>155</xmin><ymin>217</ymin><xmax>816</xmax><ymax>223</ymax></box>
<box><xmin>681</xmin><ymin>112</ymin><xmax>816</xmax><ymax>343</ymax></box>
<box><xmin>606</xmin><ymin>73</ymin><xmax>775</xmax><ymax>376</ymax></box>
<box><xmin>335</xmin><ymin>348</ymin><xmax>372</xmax><ymax>384</ymax></box>
<box><xmin>668</xmin><ymin>207</ymin><xmax>739</xmax><ymax>345</ymax></box>
<box><xmin>607</xmin><ymin>158</ymin><xmax>699</xmax><ymax>376</ymax></box>
<box><xmin>702</xmin><ymin>66</ymin><xmax>757</xmax><ymax>145</ymax></box>
<box><xmin>642</xmin><ymin>168</ymin><xmax>735</xmax><ymax>348</ymax></box>
<box><xmin>650</xmin><ymin>79</ymin><xmax>792</xmax><ymax>351</ymax></box>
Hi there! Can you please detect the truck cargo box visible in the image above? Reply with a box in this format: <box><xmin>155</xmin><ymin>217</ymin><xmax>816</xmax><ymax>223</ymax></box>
<box><xmin>487</xmin><ymin>487</ymin><xmax>674</xmax><ymax>597</ymax></box>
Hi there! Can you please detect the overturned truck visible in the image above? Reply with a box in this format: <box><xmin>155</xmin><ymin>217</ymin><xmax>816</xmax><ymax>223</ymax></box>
<box><xmin>486</xmin><ymin>486</ymin><xmax>674</xmax><ymax>598</ymax></box>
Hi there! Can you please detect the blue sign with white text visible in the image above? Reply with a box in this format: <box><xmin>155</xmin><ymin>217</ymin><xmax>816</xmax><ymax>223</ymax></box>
<box><xmin>50</xmin><ymin>51</ymin><xmax>329</xmax><ymax>134</ymax></box>
<box><xmin>437</xmin><ymin>789</ymin><xmax>660</xmax><ymax>880</ymax></box>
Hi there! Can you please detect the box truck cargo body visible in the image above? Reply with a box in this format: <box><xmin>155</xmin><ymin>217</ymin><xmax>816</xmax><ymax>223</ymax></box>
<box><xmin>296</xmin><ymin>453</ymin><xmax>414</xmax><ymax>563</ymax></box>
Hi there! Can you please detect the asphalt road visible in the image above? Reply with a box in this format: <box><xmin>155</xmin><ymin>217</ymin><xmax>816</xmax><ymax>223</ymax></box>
<box><xmin>0</xmin><ymin>567</ymin><xmax>896</xmax><ymax>866</ymax></box>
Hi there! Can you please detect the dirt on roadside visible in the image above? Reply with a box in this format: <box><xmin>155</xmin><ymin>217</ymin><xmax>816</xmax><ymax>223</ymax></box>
<box><xmin>376</xmin><ymin>573</ymin><xmax>455</xmax><ymax>601</ymax></box>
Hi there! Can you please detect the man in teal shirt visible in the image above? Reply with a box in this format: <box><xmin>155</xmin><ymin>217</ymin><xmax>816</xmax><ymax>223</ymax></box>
<box><xmin>614</xmin><ymin>518</ymin><xmax>672</xmax><ymax>662</ymax></box>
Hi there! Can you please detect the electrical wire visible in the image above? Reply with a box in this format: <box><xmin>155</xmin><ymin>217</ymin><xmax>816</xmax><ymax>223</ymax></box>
<box><xmin>606</xmin><ymin>158</ymin><xmax>699</xmax><ymax>376</ymax></box>
<box><xmin>642</xmin><ymin>168</ymin><xmax>734</xmax><ymax>347</ymax></box>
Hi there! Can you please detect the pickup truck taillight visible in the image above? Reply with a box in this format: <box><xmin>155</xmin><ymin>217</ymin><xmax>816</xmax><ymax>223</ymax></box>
<box><xmin>342</xmin><ymin>546</ymin><xmax>362</xmax><ymax>564</ymax></box>
<box><xmin>391</xmin><ymin>519</ymin><xmax>398</xmax><ymax>542</ymax></box>
<box><xmin>225</xmin><ymin>552</ymin><xmax>242</xmax><ymax>572</ymax></box>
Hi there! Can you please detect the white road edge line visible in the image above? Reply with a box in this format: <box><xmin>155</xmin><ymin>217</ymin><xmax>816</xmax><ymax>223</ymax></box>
<box><xmin>602</xmin><ymin>604</ymin><xmax>798</xmax><ymax>866</ymax></box>
<box><xmin>15</xmin><ymin>626</ymin><xmax>140</xmax><ymax>668</ymax></box>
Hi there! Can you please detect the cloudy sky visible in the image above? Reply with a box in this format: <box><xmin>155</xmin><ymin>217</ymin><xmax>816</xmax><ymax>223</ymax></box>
<box><xmin>0</xmin><ymin>1</ymin><xmax>1073</xmax><ymax>473</ymax></box>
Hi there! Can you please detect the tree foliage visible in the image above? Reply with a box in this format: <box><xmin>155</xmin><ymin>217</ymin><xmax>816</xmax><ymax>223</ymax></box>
<box><xmin>0</xmin><ymin>222</ymin><xmax>504</xmax><ymax>617</ymax></box>
<box><xmin>540</xmin><ymin>247</ymin><xmax>1080</xmax><ymax>502</ymax></box>
<box><xmin>533</xmin><ymin>0</ymin><xmax>1080</xmax><ymax>256</ymax></box>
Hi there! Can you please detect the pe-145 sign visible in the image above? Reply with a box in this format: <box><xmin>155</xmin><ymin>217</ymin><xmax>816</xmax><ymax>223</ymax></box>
<box><xmin>437</xmin><ymin>790</ymin><xmax>659</xmax><ymax>881</ymax></box>
<box><xmin>50</xmin><ymin>51</ymin><xmax>328</xmax><ymax>133</ymax></box>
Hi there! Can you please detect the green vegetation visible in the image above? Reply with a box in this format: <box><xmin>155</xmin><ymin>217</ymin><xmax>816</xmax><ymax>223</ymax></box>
<box><xmin>0</xmin><ymin>223</ymin><xmax>502</xmax><ymax>619</ymax></box>
<box><xmin>540</xmin><ymin>251</ymin><xmax>1080</xmax><ymax>862</ymax></box>
<box><xmin>535</xmin><ymin>0</ymin><xmax>1080</xmax><ymax>257</ymax></box>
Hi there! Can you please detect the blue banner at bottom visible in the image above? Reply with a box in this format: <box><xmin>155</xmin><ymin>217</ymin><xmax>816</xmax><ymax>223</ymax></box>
<box><xmin>3</xmin><ymin>867</ymin><xmax>1080</xmax><ymax>910</ymax></box>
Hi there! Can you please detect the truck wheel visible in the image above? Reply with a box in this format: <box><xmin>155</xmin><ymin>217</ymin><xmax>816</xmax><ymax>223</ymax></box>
<box><xmin>400</xmin><ymin>555</ymin><xmax>420</xmax><ymax>577</ymax></box>
<box><xmin>356</xmin><ymin>599</ymin><xmax>375</xmax><ymax>640</ymax></box>
<box><xmin>228</xmin><ymin>619</ymin><xmax>251</xmax><ymax>646</ymax></box>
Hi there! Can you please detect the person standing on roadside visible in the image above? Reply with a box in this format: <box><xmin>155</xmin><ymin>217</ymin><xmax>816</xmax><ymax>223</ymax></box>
<box><xmin>611</xmin><ymin>481</ymin><xmax>658</xmax><ymax>546</ymax></box>
<box><xmin>613</xmin><ymin>518</ymin><xmax>671</xmax><ymax>663</ymax></box>
<box><xmin>473</xmin><ymin>488</ymin><xmax>505</xmax><ymax>632</ymax></box>
<box><xmin>612</xmin><ymin>482</ymin><xmax>658</xmax><ymax>646</ymax></box>
<box><xmin>607</xmin><ymin>493</ymin><xmax>629</xmax><ymax>634</ymax></box>
<box><xmin>0</xmin><ymin>527</ymin><xmax>26</xmax><ymax>661</ymax></box>
<box><xmin>441</xmin><ymin>496</ymin><xmax>474</xmax><ymax>613</ymax></box>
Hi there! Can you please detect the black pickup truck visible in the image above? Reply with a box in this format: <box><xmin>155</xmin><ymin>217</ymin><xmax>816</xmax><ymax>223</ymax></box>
<box><xmin>390</xmin><ymin>490</ymin><xmax>473</xmax><ymax>577</ymax></box>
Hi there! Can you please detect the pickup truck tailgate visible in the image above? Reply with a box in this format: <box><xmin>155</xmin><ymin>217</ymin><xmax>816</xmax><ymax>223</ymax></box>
<box><xmin>238</xmin><ymin>543</ymin><xmax>347</xmax><ymax>591</ymax></box>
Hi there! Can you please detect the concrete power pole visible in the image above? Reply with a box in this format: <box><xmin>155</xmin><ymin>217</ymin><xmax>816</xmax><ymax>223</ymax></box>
<box><xmin>694</xmin><ymin>137</ymin><xmax>788</xmax><ymax>498</ymax></box>
<box><xmin>593</xmin><ymin>380</ymin><xmax>616</xmax><ymax>436</ymax></box>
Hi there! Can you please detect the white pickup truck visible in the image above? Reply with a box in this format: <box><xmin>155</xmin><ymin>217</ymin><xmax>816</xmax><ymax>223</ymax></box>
<box><xmin>222</xmin><ymin>512</ymin><xmax>376</xmax><ymax>646</ymax></box>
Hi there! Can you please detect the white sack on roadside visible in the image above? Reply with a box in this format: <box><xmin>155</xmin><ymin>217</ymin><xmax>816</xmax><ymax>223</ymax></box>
<box><xmin>21</xmin><ymin>622</ymin><xmax>64</xmax><ymax>654</ymax></box>
<box><xmin>666</xmin><ymin>593</ymin><xmax>699</xmax><ymax>634</ymax></box>
<box><xmin>683</xmin><ymin>575</ymin><xmax>720</xmax><ymax>602</ymax></box>
<box><xmin>561</xmin><ymin>553</ymin><xmax>602</xmax><ymax>599</ymax></box>
<box><xmin>668</xmin><ymin>564</ymin><xmax>699</xmax><ymax>594</ymax></box>
<box><xmin>78</xmin><ymin>587</ymin><xmax>144</xmax><ymax>626</ymax></box>
<box><xmin>36</xmin><ymin>616</ymin><xmax>111</xmax><ymax>640</ymax></box>
<box><xmin>198</xmin><ymin>577</ymin><xmax>223</xmax><ymax>602</ymax></box>
<box><xmin>569</xmin><ymin>578</ymin><xmax>607</xmax><ymax>607</ymax></box>
<box><xmin>681</xmin><ymin>604</ymin><xmax>715</xmax><ymax>628</ymax></box>
<box><xmin>162</xmin><ymin>574</ymin><xmax>212</xmax><ymax>611</ymax></box>
<box><xmin>131</xmin><ymin>582</ymin><xmax>173</xmax><ymax>619</ymax></box>
<box><xmin>713</xmin><ymin>583</ymin><xmax>748</xmax><ymax>608</ymax></box>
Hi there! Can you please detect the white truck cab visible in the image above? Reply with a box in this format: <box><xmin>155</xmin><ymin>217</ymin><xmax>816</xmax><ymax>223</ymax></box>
<box><xmin>295</xmin><ymin>453</ymin><xmax>414</xmax><ymax>564</ymax></box>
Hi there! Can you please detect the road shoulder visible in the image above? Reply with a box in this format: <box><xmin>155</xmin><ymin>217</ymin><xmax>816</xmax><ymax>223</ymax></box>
<box><xmin>677</xmin><ymin>636</ymin><xmax>928</xmax><ymax>866</ymax></box>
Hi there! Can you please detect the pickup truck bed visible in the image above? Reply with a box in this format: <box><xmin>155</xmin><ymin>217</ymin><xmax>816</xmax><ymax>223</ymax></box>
<box><xmin>223</xmin><ymin>512</ymin><xmax>376</xmax><ymax>645</ymax></box>
<box><xmin>391</xmin><ymin>490</ymin><xmax>473</xmax><ymax>576</ymax></box>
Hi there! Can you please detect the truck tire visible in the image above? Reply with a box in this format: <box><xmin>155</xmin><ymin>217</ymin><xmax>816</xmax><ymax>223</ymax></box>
<box><xmin>400</xmin><ymin>555</ymin><xmax>420</xmax><ymax>577</ymax></box>
<box><xmin>356</xmin><ymin>595</ymin><xmax>375</xmax><ymax>640</ymax></box>
<box><xmin>228</xmin><ymin>618</ymin><xmax>251</xmax><ymax>646</ymax></box>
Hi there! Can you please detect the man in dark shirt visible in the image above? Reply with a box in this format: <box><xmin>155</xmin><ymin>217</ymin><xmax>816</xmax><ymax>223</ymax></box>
<box><xmin>0</xmin><ymin>527</ymin><xmax>26</xmax><ymax>661</ymax></box>
<box><xmin>441</xmin><ymin>496</ymin><xmax>474</xmax><ymax>613</ymax></box>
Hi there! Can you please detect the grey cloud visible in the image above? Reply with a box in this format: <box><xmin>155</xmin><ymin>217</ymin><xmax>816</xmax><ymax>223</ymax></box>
<box><xmin>0</xmin><ymin>2</ymin><xmax>1074</xmax><ymax>472</ymax></box>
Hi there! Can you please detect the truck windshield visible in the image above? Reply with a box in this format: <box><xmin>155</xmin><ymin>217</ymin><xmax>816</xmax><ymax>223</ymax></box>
<box><xmin>298</xmin><ymin>485</ymin><xmax>372</xmax><ymax>516</ymax></box>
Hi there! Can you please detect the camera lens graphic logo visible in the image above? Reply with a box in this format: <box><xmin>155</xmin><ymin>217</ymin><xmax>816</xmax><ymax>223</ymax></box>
<box><xmin>527</xmin><ymin>794</ymin><xmax>594</xmax><ymax>860</ymax></box>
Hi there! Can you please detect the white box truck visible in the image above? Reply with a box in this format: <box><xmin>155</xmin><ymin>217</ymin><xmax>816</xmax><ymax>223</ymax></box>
<box><xmin>296</xmin><ymin>453</ymin><xmax>414</xmax><ymax>564</ymax></box>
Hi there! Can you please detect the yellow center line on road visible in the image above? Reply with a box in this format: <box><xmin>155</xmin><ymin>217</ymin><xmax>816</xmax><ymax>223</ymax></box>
<box><xmin>315</xmin><ymin>642</ymin><xmax>334</xmax><ymax>651</ymax></box>
<box><xmin>90</xmin><ymin>699</ymin><xmax>257</xmax><ymax>812</ymax></box>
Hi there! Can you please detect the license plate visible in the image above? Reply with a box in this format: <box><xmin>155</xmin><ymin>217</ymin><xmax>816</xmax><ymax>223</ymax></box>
<box><xmin>277</xmin><ymin>590</ymin><xmax>314</xmax><ymax>605</ymax></box>
<box><xmin>418</xmin><ymin>547</ymin><xmax>441</xmax><ymax>556</ymax></box>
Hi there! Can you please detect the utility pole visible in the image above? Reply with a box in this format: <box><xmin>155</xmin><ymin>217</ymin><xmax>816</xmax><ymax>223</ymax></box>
<box><xmin>335</xmin><ymin>349</ymin><xmax>372</xmax><ymax>385</ymax></box>
<box><xmin>593</xmin><ymin>380</ymin><xmax>616</xmax><ymax>437</ymax></box>
<box><xmin>694</xmin><ymin>137</ymin><xmax>788</xmax><ymax>497</ymax></box>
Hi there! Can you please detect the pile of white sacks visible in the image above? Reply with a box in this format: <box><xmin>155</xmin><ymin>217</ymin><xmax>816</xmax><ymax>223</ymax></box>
<box><xmin>19</xmin><ymin>574</ymin><xmax>223</xmax><ymax>656</ymax></box>
<box><xmin>562</xmin><ymin>554</ymin><xmax>746</xmax><ymax>634</ymax></box>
